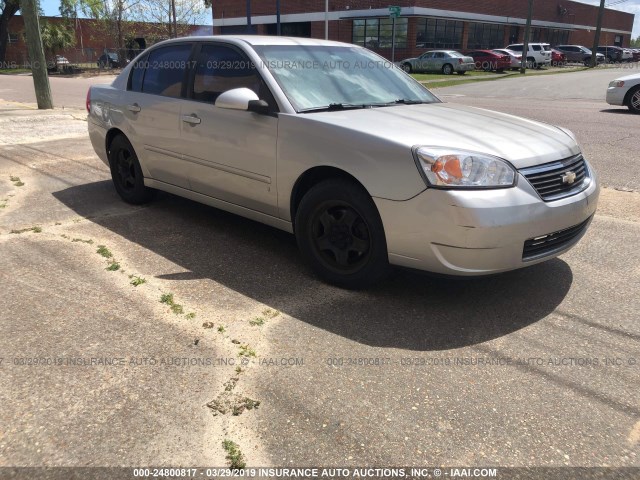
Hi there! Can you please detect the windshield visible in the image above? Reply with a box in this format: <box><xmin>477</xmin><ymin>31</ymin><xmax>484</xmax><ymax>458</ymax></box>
<box><xmin>253</xmin><ymin>45</ymin><xmax>438</xmax><ymax>112</ymax></box>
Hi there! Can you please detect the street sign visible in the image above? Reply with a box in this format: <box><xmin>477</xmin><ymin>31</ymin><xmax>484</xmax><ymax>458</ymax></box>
<box><xmin>389</xmin><ymin>6</ymin><xmax>401</xmax><ymax>18</ymax></box>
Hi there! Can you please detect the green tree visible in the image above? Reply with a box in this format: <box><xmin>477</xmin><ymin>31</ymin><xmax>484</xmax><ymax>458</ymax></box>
<box><xmin>0</xmin><ymin>0</ymin><xmax>21</xmax><ymax>63</ymax></box>
<box><xmin>631</xmin><ymin>36</ymin><xmax>640</xmax><ymax>48</ymax></box>
<box><xmin>40</xmin><ymin>20</ymin><xmax>76</xmax><ymax>64</ymax></box>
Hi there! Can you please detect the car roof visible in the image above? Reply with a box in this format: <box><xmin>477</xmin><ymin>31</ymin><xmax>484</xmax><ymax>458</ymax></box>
<box><xmin>149</xmin><ymin>35</ymin><xmax>350</xmax><ymax>48</ymax></box>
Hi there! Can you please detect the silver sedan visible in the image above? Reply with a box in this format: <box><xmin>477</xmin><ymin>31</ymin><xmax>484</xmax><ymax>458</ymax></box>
<box><xmin>606</xmin><ymin>72</ymin><xmax>640</xmax><ymax>113</ymax></box>
<box><xmin>400</xmin><ymin>50</ymin><xmax>476</xmax><ymax>75</ymax></box>
<box><xmin>87</xmin><ymin>36</ymin><xmax>598</xmax><ymax>288</ymax></box>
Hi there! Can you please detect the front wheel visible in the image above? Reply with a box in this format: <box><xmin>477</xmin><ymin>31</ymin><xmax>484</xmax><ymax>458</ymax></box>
<box><xmin>402</xmin><ymin>63</ymin><xmax>412</xmax><ymax>73</ymax></box>
<box><xmin>294</xmin><ymin>179</ymin><xmax>389</xmax><ymax>289</ymax></box>
<box><xmin>627</xmin><ymin>86</ymin><xmax>640</xmax><ymax>114</ymax></box>
<box><xmin>108</xmin><ymin>135</ymin><xmax>154</xmax><ymax>204</ymax></box>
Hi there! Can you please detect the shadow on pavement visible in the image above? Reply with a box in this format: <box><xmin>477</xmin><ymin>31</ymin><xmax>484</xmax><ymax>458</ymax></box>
<box><xmin>54</xmin><ymin>181</ymin><xmax>573</xmax><ymax>351</ymax></box>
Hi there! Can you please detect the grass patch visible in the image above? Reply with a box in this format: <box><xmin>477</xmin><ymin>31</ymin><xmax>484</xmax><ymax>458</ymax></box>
<box><xmin>249</xmin><ymin>317</ymin><xmax>265</xmax><ymax>327</ymax></box>
<box><xmin>160</xmin><ymin>293</ymin><xmax>184</xmax><ymax>315</ymax></box>
<box><xmin>222</xmin><ymin>440</ymin><xmax>246</xmax><ymax>470</ymax></box>
<box><xmin>238</xmin><ymin>344</ymin><xmax>256</xmax><ymax>358</ymax></box>
<box><xmin>0</xmin><ymin>68</ymin><xmax>31</xmax><ymax>74</ymax></box>
<box><xmin>411</xmin><ymin>70</ymin><xmax>493</xmax><ymax>81</ymax></box>
<box><xmin>217</xmin><ymin>325</ymin><xmax>225</xmax><ymax>334</ymax></box>
<box><xmin>72</xmin><ymin>238</ymin><xmax>93</xmax><ymax>244</ymax></box>
<box><xmin>96</xmin><ymin>245</ymin><xmax>112</xmax><ymax>258</ymax></box>
<box><xmin>10</xmin><ymin>226</ymin><xmax>41</xmax><ymax>234</ymax></box>
<box><xmin>10</xmin><ymin>176</ymin><xmax>24</xmax><ymax>187</ymax></box>
<box><xmin>129</xmin><ymin>275</ymin><xmax>146</xmax><ymax>287</ymax></box>
<box><xmin>262</xmin><ymin>308</ymin><xmax>280</xmax><ymax>318</ymax></box>
<box><xmin>106</xmin><ymin>261</ymin><xmax>120</xmax><ymax>271</ymax></box>
<box><xmin>202</xmin><ymin>321</ymin><xmax>214</xmax><ymax>329</ymax></box>
<box><xmin>185</xmin><ymin>312</ymin><xmax>196</xmax><ymax>320</ymax></box>
<box><xmin>0</xmin><ymin>199</ymin><xmax>7</xmax><ymax>209</ymax></box>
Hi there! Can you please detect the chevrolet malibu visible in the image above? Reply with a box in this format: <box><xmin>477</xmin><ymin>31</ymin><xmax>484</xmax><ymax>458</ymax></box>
<box><xmin>87</xmin><ymin>36</ymin><xmax>599</xmax><ymax>288</ymax></box>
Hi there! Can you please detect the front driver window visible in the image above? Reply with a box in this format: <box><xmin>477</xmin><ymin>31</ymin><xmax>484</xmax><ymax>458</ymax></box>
<box><xmin>192</xmin><ymin>44</ymin><xmax>277</xmax><ymax>110</ymax></box>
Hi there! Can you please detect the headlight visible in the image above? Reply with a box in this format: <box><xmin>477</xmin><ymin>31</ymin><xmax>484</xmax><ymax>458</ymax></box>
<box><xmin>609</xmin><ymin>80</ymin><xmax>625</xmax><ymax>87</ymax></box>
<box><xmin>412</xmin><ymin>146</ymin><xmax>516</xmax><ymax>189</ymax></box>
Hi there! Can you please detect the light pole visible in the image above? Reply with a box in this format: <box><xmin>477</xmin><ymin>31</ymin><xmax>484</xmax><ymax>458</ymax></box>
<box><xmin>276</xmin><ymin>0</ymin><xmax>281</xmax><ymax>36</ymax></box>
<box><xmin>519</xmin><ymin>0</ymin><xmax>534</xmax><ymax>74</ymax></box>
<box><xmin>324</xmin><ymin>0</ymin><xmax>328</xmax><ymax>39</ymax></box>
<box><xmin>246</xmin><ymin>0</ymin><xmax>251</xmax><ymax>34</ymax></box>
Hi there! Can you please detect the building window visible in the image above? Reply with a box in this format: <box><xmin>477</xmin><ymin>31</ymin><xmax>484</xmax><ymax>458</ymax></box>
<box><xmin>547</xmin><ymin>29</ymin><xmax>570</xmax><ymax>46</ymax></box>
<box><xmin>467</xmin><ymin>23</ymin><xmax>505</xmax><ymax>49</ymax></box>
<box><xmin>8</xmin><ymin>33</ymin><xmax>19</xmax><ymax>44</ymax></box>
<box><xmin>416</xmin><ymin>18</ymin><xmax>463</xmax><ymax>49</ymax></box>
<box><xmin>352</xmin><ymin>18</ymin><xmax>407</xmax><ymax>49</ymax></box>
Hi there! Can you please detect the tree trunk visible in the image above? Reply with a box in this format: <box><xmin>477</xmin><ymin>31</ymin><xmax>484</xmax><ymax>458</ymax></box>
<box><xmin>20</xmin><ymin>0</ymin><xmax>54</xmax><ymax>109</ymax></box>
<box><xmin>0</xmin><ymin>0</ymin><xmax>20</xmax><ymax>64</ymax></box>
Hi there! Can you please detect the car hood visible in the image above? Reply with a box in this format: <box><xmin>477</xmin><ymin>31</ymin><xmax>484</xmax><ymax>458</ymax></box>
<box><xmin>302</xmin><ymin>103</ymin><xmax>580</xmax><ymax>168</ymax></box>
<box><xmin>614</xmin><ymin>72</ymin><xmax>640</xmax><ymax>82</ymax></box>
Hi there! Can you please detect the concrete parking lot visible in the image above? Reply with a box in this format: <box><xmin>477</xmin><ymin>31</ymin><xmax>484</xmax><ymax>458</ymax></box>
<box><xmin>0</xmin><ymin>67</ymin><xmax>639</xmax><ymax>474</ymax></box>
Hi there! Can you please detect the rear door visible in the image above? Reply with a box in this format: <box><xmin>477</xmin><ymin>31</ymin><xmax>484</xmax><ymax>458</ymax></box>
<box><xmin>179</xmin><ymin>42</ymin><xmax>279</xmax><ymax>215</ymax></box>
<box><xmin>124</xmin><ymin>43</ymin><xmax>194</xmax><ymax>189</ymax></box>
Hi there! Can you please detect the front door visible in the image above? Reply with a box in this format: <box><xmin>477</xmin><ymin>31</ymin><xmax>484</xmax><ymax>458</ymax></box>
<box><xmin>179</xmin><ymin>43</ymin><xmax>279</xmax><ymax>216</ymax></box>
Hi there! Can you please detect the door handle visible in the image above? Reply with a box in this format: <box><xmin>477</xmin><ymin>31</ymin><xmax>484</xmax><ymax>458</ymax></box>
<box><xmin>127</xmin><ymin>103</ymin><xmax>141</xmax><ymax>113</ymax></box>
<box><xmin>182</xmin><ymin>114</ymin><xmax>201</xmax><ymax>125</ymax></box>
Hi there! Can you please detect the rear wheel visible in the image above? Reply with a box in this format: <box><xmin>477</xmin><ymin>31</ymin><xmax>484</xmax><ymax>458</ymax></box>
<box><xmin>402</xmin><ymin>63</ymin><xmax>412</xmax><ymax>73</ymax></box>
<box><xmin>294</xmin><ymin>179</ymin><xmax>389</xmax><ymax>289</ymax></box>
<box><xmin>527</xmin><ymin>57</ymin><xmax>536</xmax><ymax>69</ymax></box>
<box><xmin>627</xmin><ymin>86</ymin><xmax>640</xmax><ymax>114</ymax></box>
<box><xmin>442</xmin><ymin>63</ymin><xmax>453</xmax><ymax>75</ymax></box>
<box><xmin>108</xmin><ymin>134</ymin><xmax>154</xmax><ymax>204</ymax></box>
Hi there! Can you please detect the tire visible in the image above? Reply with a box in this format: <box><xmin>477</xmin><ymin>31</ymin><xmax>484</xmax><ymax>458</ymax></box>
<box><xmin>527</xmin><ymin>57</ymin><xmax>536</xmax><ymax>69</ymax></box>
<box><xmin>294</xmin><ymin>179</ymin><xmax>389</xmax><ymax>289</ymax></box>
<box><xmin>402</xmin><ymin>63</ymin><xmax>412</xmax><ymax>73</ymax></box>
<box><xmin>627</xmin><ymin>86</ymin><xmax>640</xmax><ymax>114</ymax></box>
<box><xmin>442</xmin><ymin>63</ymin><xmax>453</xmax><ymax>75</ymax></box>
<box><xmin>457</xmin><ymin>71</ymin><xmax>466</xmax><ymax>75</ymax></box>
<box><xmin>108</xmin><ymin>134</ymin><xmax>154</xmax><ymax>204</ymax></box>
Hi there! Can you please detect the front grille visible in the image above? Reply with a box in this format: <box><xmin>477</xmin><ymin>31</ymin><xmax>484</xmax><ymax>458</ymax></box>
<box><xmin>520</xmin><ymin>154</ymin><xmax>590</xmax><ymax>201</ymax></box>
<box><xmin>522</xmin><ymin>216</ymin><xmax>593</xmax><ymax>261</ymax></box>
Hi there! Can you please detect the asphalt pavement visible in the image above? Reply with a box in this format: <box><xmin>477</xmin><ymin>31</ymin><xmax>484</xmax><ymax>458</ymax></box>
<box><xmin>0</xmin><ymin>67</ymin><xmax>638</xmax><ymax>475</ymax></box>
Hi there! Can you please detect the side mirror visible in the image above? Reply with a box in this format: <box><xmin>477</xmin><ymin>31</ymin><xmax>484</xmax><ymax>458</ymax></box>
<box><xmin>215</xmin><ymin>87</ymin><xmax>269</xmax><ymax>114</ymax></box>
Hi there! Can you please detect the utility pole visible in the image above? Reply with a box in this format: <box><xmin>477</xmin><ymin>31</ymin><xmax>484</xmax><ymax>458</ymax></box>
<box><xmin>519</xmin><ymin>0</ymin><xmax>534</xmax><ymax>74</ymax></box>
<box><xmin>20</xmin><ymin>0</ymin><xmax>53</xmax><ymax>109</ymax></box>
<box><xmin>246</xmin><ymin>0</ymin><xmax>251</xmax><ymax>34</ymax></box>
<box><xmin>276</xmin><ymin>0</ymin><xmax>281</xmax><ymax>35</ymax></box>
<box><xmin>324</xmin><ymin>0</ymin><xmax>328</xmax><ymax>39</ymax></box>
<box><xmin>171</xmin><ymin>0</ymin><xmax>178</xmax><ymax>38</ymax></box>
<box><xmin>590</xmin><ymin>0</ymin><xmax>606</xmax><ymax>68</ymax></box>
<box><xmin>210</xmin><ymin>0</ymin><xmax>215</xmax><ymax>35</ymax></box>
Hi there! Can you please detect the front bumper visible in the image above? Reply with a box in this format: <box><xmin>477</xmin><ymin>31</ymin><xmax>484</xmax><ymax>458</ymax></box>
<box><xmin>374</xmin><ymin>165</ymin><xmax>599</xmax><ymax>276</ymax></box>
<box><xmin>606</xmin><ymin>86</ymin><xmax>627</xmax><ymax>106</ymax></box>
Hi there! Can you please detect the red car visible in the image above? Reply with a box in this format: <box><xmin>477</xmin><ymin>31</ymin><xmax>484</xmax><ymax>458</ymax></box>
<box><xmin>551</xmin><ymin>48</ymin><xmax>567</xmax><ymax>66</ymax></box>
<box><xmin>466</xmin><ymin>50</ymin><xmax>511</xmax><ymax>72</ymax></box>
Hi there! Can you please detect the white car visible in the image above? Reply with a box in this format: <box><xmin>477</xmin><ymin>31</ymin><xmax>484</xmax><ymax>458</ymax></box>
<box><xmin>506</xmin><ymin>43</ymin><xmax>552</xmax><ymax>68</ymax></box>
<box><xmin>606</xmin><ymin>72</ymin><xmax>640</xmax><ymax>113</ymax></box>
<box><xmin>492</xmin><ymin>49</ymin><xmax>522</xmax><ymax>69</ymax></box>
<box><xmin>622</xmin><ymin>49</ymin><xmax>634</xmax><ymax>62</ymax></box>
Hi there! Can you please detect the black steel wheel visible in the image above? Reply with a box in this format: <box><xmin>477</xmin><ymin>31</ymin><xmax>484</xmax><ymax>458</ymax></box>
<box><xmin>108</xmin><ymin>134</ymin><xmax>154</xmax><ymax>204</ymax></box>
<box><xmin>295</xmin><ymin>179</ymin><xmax>389</xmax><ymax>288</ymax></box>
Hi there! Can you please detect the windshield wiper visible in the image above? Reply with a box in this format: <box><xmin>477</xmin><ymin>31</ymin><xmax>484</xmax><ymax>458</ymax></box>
<box><xmin>299</xmin><ymin>102</ymin><xmax>395</xmax><ymax>113</ymax></box>
<box><xmin>392</xmin><ymin>99</ymin><xmax>427</xmax><ymax>104</ymax></box>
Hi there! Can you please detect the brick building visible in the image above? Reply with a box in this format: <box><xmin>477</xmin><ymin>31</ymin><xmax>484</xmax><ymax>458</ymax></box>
<box><xmin>4</xmin><ymin>15</ymin><xmax>211</xmax><ymax>65</ymax></box>
<box><xmin>211</xmin><ymin>0</ymin><xmax>635</xmax><ymax>60</ymax></box>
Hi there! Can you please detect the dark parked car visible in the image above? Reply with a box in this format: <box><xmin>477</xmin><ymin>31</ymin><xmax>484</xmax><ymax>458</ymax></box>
<box><xmin>97</xmin><ymin>52</ymin><xmax>121</xmax><ymax>68</ymax></box>
<box><xmin>597</xmin><ymin>46</ymin><xmax>624</xmax><ymax>63</ymax></box>
<box><xmin>466</xmin><ymin>50</ymin><xmax>511</xmax><ymax>72</ymax></box>
<box><xmin>554</xmin><ymin>45</ymin><xmax>604</xmax><ymax>65</ymax></box>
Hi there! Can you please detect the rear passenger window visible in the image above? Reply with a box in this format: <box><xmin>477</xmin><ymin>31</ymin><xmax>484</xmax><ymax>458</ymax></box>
<box><xmin>532</xmin><ymin>45</ymin><xmax>541</xmax><ymax>51</ymax></box>
<box><xmin>128</xmin><ymin>55</ymin><xmax>147</xmax><ymax>92</ymax></box>
<box><xmin>142</xmin><ymin>44</ymin><xmax>192</xmax><ymax>98</ymax></box>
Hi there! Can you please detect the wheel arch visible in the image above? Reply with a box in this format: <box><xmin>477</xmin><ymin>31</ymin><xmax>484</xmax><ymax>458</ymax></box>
<box><xmin>290</xmin><ymin>166</ymin><xmax>372</xmax><ymax>226</ymax></box>
<box><xmin>105</xmin><ymin>127</ymin><xmax>127</xmax><ymax>160</ymax></box>
<box><xmin>623</xmin><ymin>84</ymin><xmax>640</xmax><ymax>107</ymax></box>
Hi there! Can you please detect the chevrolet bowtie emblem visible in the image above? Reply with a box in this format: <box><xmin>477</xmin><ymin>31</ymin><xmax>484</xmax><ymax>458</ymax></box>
<box><xmin>561</xmin><ymin>171</ymin><xmax>577</xmax><ymax>184</ymax></box>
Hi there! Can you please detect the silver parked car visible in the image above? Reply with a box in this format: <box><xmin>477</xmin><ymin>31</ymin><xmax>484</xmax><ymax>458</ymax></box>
<box><xmin>492</xmin><ymin>48</ymin><xmax>522</xmax><ymax>69</ymax></box>
<box><xmin>400</xmin><ymin>50</ymin><xmax>475</xmax><ymax>75</ymax></box>
<box><xmin>87</xmin><ymin>36</ymin><xmax>599</xmax><ymax>288</ymax></box>
<box><xmin>606</xmin><ymin>72</ymin><xmax>640</xmax><ymax>113</ymax></box>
